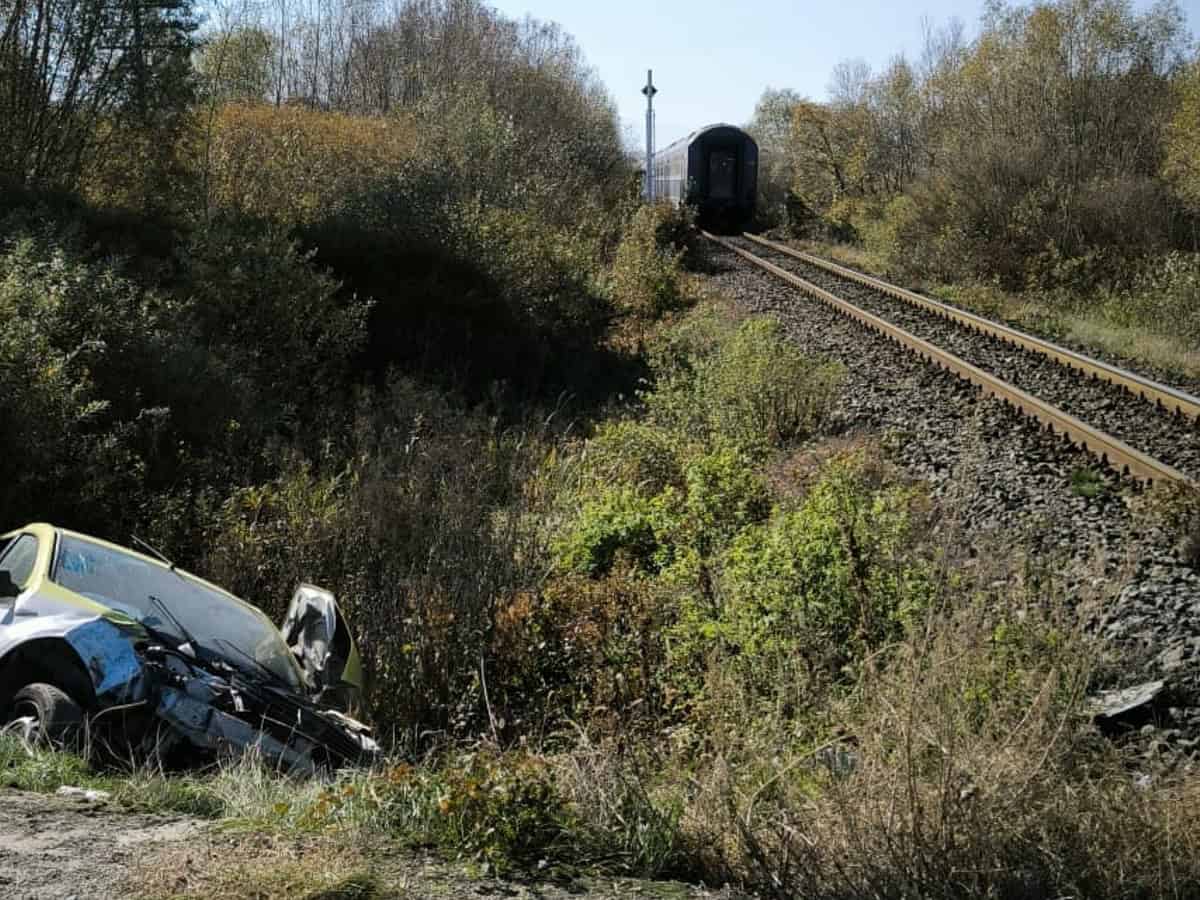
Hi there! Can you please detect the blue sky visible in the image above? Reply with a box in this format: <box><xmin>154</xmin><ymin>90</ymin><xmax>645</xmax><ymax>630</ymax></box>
<box><xmin>489</xmin><ymin>0</ymin><xmax>1200</xmax><ymax>149</ymax></box>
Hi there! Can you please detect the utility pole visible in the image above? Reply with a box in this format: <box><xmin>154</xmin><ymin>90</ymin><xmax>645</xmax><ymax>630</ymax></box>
<box><xmin>642</xmin><ymin>69</ymin><xmax>657</xmax><ymax>201</ymax></box>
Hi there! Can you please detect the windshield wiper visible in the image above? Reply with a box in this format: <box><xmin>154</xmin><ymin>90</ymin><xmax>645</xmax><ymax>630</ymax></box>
<box><xmin>147</xmin><ymin>594</ymin><xmax>202</xmax><ymax>659</ymax></box>
<box><xmin>145</xmin><ymin>594</ymin><xmax>285</xmax><ymax>689</ymax></box>
<box><xmin>212</xmin><ymin>637</ymin><xmax>284</xmax><ymax>687</ymax></box>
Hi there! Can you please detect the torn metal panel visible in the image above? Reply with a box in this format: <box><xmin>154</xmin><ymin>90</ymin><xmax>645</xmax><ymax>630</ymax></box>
<box><xmin>64</xmin><ymin>618</ymin><xmax>146</xmax><ymax>702</ymax></box>
<box><xmin>156</xmin><ymin>685</ymin><xmax>321</xmax><ymax>775</ymax></box>
<box><xmin>281</xmin><ymin>584</ymin><xmax>366</xmax><ymax>712</ymax></box>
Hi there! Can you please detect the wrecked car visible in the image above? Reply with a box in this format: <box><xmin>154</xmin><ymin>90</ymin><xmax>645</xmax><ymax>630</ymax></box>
<box><xmin>0</xmin><ymin>523</ymin><xmax>378</xmax><ymax>772</ymax></box>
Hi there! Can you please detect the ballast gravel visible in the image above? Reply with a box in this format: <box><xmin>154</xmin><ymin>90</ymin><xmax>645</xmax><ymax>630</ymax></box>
<box><xmin>770</xmin><ymin>239</ymin><xmax>1200</xmax><ymax>401</ymax></box>
<box><xmin>732</xmin><ymin>236</ymin><xmax>1200</xmax><ymax>482</ymax></box>
<box><xmin>701</xmin><ymin>242</ymin><xmax>1200</xmax><ymax>761</ymax></box>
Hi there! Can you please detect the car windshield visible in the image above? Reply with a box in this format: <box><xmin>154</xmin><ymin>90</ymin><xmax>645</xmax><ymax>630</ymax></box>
<box><xmin>52</xmin><ymin>535</ymin><xmax>302</xmax><ymax>690</ymax></box>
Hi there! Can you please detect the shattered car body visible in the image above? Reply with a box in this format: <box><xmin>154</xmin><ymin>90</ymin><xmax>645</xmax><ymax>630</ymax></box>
<box><xmin>0</xmin><ymin>524</ymin><xmax>378</xmax><ymax>772</ymax></box>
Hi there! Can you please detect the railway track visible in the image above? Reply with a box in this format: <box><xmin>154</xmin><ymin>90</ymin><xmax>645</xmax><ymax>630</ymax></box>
<box><xmin>703</xmin><ymin>231</ymin><xmax>1200</xmax><ymax>490</ymax></box>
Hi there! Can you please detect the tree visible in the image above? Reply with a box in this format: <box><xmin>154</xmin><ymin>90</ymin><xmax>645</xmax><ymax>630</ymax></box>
<box><xmin>1165</xmin><ymin>57</ymin><xmax>1200</xmax><ymax>213</ymax></box>
<box><xmin>748</xmin><ymin>87</ymin><xmax>802</xmax><ymax>227</ymax></box>
<box><xmin>198</xmin><ymin>26</ymin><xmax>275</xmax><ymax>103</ymax></box>
<box><xmin>789</xmin><ymin>99</ymin><xmax>868</xmax><ymax>225</ymax></box>
<box><xmin>777</xmin><ymin>0</ymin><xmax>1192</xmax><ymax>280</ymax></box>
<box><xmin>0</xmin><ymin>0</ymin><xmax>199</xmax><ymax>189</ymax></box>
<box><xmin>869</xmin><ymin>57</ymin><xmax>923</xmax><ymax>194</ymax></box>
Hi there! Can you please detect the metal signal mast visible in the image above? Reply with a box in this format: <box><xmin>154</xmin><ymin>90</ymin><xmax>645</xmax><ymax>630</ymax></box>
<box><xmin>642</xmin><ymin>69</ymin><xmax>657</xmax><ymax>201</ymax></box>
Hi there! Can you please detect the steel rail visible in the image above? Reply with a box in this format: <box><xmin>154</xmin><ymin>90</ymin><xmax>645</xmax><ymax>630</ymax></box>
<box><xmin>704</xmin><ymin>231</ymin><xmax>1195</xmax><ymax>489</ymax></box>
<box><xmin>740</xmin><ymin>231</ymin><xmax>1200</xmax><ymax>423</ymax></box>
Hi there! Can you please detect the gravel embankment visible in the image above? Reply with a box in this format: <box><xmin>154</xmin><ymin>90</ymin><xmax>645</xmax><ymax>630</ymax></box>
<box><xmin>702</xmin><ymin>242</ymin><xmax>1200</xmax><ymax>759</ymax></box>
<box><xmin>731</xmin><ymin>236</ymin><xmax>1200</xmax><ymax>481</ymax></box>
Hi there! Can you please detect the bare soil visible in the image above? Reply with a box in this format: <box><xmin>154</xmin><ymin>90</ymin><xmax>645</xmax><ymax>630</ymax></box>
<box><xmin>0</xmin><ymin>787</ymin><xmax>199</xmax><ymax>899</ymax></box>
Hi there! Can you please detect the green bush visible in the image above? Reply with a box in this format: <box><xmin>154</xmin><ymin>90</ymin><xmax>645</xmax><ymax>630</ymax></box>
<box><xmin>0</xmin><ymin>229</ymin><xmax>169</xmax><ymax>531</ymax></box>
<box><xmin>678</xmin><ymin>446</ymin><xmax>771</xmax><ymax>558</ymax></box>
<box><xmin>553</xmin><ymin>485</ymin><xmax>680</xmax><ymax>578</ymax></box>
<box><xmin>1099</xmin><ymin>251</ymin><xmax>1200</xmax><ymax>344</ymax></box>
<box><xmin>559</xmin><ymin>440</ymin><xmax>769</xmax><ymax>581</ymax></box>
<box><xmin>584</xmin><ymin>420</ymin><xmax>686</xmax><ymax>496</ymax></box>
<box><xmin>180</xmin><ymin>224</ymin><xmax>367</xmax><ymax>419</ymax></box>
<box><xmin>0</xmin><ymin>215</ymin><xmax>372</xmax><ymax>539</ymax></box>
<box><xmin>671</xmin><ymin>453</ymin><xmax>931</xmax><ymax>703</ymax></box>
<box><xmin>542</xmin><ymin>444</ymin><xmax>770</xmax><ymax>727</ymax></box>
<box><xmin>638</xmin><ymin>303</ymin><xmax>738</xmax><ymax>435</ymax></box>
<box><xmin>703</xmin><ymin>318</ymin><xmax>843</xmax><ymax>452</ymax></box>
<box><xmin>610</xmin><ymin>202</ymin><xmax>690</xmax><ymax>320</ymax></box>
<box><xmin>424</xmin><ymin>751</ymin><xmax>575</xmax><ymax>874</ymax></box>
<box><xmin>646</xmin><ymin>315</ymin><xmax>843</xmax><ymax>456</ymax></box>
<box><xmin>288</xmin><ymin>85</ymin><xmax>630</xmax><ymax>403</ymax></box>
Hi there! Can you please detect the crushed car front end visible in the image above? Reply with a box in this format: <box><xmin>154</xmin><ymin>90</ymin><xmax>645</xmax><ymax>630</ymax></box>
<box><xmin>140</xmin><ymin>638</ymin><xmax>378</xmax><ymax>772</ymax></box>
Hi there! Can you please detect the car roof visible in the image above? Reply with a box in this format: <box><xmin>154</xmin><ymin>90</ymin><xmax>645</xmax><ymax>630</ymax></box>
<box><xmin>2</xmin><ymin>522</ymin><xmax>267</xmax><ymax>620</ymax></box>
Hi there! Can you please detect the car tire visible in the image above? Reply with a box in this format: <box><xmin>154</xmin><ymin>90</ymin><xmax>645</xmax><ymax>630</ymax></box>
<box><xmin>4</xmin><ymin>683</ymin><xmax>84</xmax><ymax>750</ymax></box>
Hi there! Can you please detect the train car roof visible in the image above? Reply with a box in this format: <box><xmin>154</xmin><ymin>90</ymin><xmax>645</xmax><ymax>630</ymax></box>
<box><xmin>654</xmin><ymin>123</ymin><xmax>757</xmax><ymax>158</ymax></box>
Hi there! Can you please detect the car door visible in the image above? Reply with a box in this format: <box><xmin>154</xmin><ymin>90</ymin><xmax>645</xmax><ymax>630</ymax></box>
<box><xmin>279</xmin><ymin>584</ymin><xmax>365</xmax><ymax>713</ymax></box>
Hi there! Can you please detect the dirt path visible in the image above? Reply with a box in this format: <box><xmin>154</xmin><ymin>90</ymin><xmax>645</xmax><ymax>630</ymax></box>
<box><xmin>0</xmin><ymin>787</ymin><xmax>200</xmax><ymax>899</ymax></box>
<box><xmin>0</xmin><ymin>787</ymin><xmax>746</xmax><ymax>900</ymax></box>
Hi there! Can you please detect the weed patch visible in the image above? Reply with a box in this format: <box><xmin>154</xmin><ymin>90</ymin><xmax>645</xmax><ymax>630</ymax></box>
<box><xmin>1070</xmin><ymin>466</ymin><xmax>1107</xmax><ymax>499</ymax></box>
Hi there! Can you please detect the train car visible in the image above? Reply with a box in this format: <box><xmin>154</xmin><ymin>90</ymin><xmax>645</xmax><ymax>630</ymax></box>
<box><xmin>652</xmin><ymin>123</ymin><xmax>758</xmax><ymax>230</ymax></box>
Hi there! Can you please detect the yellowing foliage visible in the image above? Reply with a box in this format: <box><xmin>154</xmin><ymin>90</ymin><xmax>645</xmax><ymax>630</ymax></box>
<box><xmin>205</xmin><ymin>103</ymin><xmax>418</xmax><ymax>223</ymax></box>
<box><xmin>1165</xmin><ymin>60</ymin><xmax>1200</xmax><ymax>213</ymax></box>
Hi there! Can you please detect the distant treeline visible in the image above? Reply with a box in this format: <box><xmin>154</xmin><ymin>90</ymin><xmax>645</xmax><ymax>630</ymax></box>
<box><xmin>750</xmin><ymin>0</ymin><xmax>1200</xmax><ymax>295</ymax></box>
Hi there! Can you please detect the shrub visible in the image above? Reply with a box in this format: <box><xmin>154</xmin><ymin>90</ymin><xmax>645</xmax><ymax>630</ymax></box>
<box><xmin>199</xmin><ymin>377</ymin><xmax>544</xmax><ymax>738</ymax></box>
<box><xmin>610</xmin><ymin>203</ymin><xmax>690</xmax><ymax>320</ymax></box>
<box><xmin>702</xmin><ymin>318</ymin><xmax>843</xmax><ymax>452</ymax></box>
<box><xmin>715</xmin><ymin>588</ymin><xmax>1200</xmax><ymax>900</ymax></box>
<box><xmin>670</xmin><ymin>452</ymin><xmax>931</xmax><ymax>706</ymax></box>
<box><xmin>557</xmin><ymin>440</ymin><xmax>770</xmax><ymax>582</ymax></box>
<box><xmin>1100</xmin><ymin>251</ymin><xmax>1200</xmax><ymax>345</ymax></box>
<box><xmin>288</xmin><ymin>92</ymin><xmax>626</xmax><ymax>402</ymax></box>
<box><xmin>678</xmin><ymin>446</ymin><xmax>772</xmax><ymax>558</ymax></box>
<box><xmin>553</xmin><ymin>485</ymin><xmax>680</xmax><ymax>578</ymax></box>
<box><xmin>424</xmin><ymin>751</ymin><xmax>575</xmax><ymax>873</ymax></box>
<box><xmin>203</xmin><ymin>103</ymin><xmax>418</xmax><ymax>225</ymax></box>
<box><xmin>503</xmin><ymin>568</ymin><xmax>672</xmax><ymax>733</ymax></box>
<box><xmin>0</xmin><ymin>228</ymin><xmax>171</xmax><ymax>532</ymax></box>
<box><xmin>178</xmin><ymin>223</ymin><xmax>368</xmax><ymax>422</ymax></box>
<box><xmin>540</xmin><ymin>443</ymin><xmax>771</xmax><ymax>728</ymax></box>
<box><xmin>0</xmin><ymin>213</ymin><xmax>370</xmax><ymax>538</ymax></box>
<box><xmin>584</xmin><ymin>420</ymin><xmax>686</xmax><ymax>496</ymax></box>
<box><xmin>647</xmin><ymin>315</ymin><xmax>844</xmax><ymax>456</ymax></box>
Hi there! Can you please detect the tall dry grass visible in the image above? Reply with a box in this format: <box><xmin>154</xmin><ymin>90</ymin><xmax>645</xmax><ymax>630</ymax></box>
<box><xmin>663</xmin><ymin>526</ymin><xmax>1200</xmax><ymax>899</ymax></box>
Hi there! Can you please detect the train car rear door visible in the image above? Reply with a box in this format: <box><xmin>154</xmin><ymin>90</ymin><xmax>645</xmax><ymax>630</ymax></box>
<box><xmin>708</xmin><ymin>149</ymin><xmax>737</xmax><ymax>201</ymax></box>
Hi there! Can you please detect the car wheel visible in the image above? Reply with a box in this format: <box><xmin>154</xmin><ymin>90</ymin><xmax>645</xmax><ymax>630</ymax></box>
<box><xmin>2</xmin><ymin>683</ymin><xmax>84</xmax><ymax>750</ymax></box>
